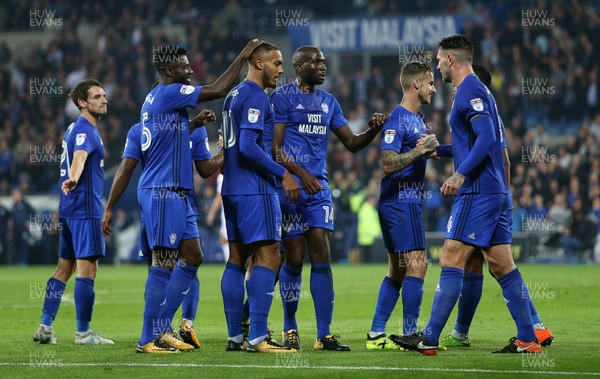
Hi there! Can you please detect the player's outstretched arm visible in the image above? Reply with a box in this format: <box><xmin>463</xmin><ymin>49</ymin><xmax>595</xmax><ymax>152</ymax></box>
<box><xmin>381</xmin><ymin>134</ymin><xmax>439</xmax><ymax>175</ymax></box>
<box><xmin>102</xmin><ymin>157</ymin><xmax>139</xmax><ymax>237</ymax></box>
<box><xmin>198</xmin><ymin>39</ymin><xmax>262</xmax><ymax>102</ymax></box>
<box><xmin>62</xmin><ymin>149</ymin><xmax>88</xmax><ymax>195</ymax></box>
<box><xmin>272</xmin><ymin>122</ymin><xmax>322</xmax><ymax>194</ymax></box>
<box><xmin>333</xmin><ymin>113</ymin><xmax>387</xmax><ymax>153</ymax></box>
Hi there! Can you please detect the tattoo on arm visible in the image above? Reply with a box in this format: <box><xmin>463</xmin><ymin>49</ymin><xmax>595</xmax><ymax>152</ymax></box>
<box><xmin>381</xmin><ymin>148</ymin><xmax>423</xmax><ymax>174</ymax></box>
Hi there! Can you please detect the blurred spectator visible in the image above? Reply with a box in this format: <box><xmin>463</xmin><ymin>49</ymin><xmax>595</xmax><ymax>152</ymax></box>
<box><xmin>560</xmin><ymin>199</ymin><xmax>597</xmax><ymax>263</ymax></box>
<box><xmin>9</xmin><ymin>188</ymin><xmax>35</xmax><ymax>265</ymax></box>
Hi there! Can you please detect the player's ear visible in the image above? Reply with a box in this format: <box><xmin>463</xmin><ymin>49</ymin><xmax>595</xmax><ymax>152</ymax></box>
<box><xmin>413</xmin><ymin>79</ymin><xmax>420</xmax><ymax>91</ymax></box>
<box><xmin>77</xmin><ymin>98</ymin><xmax>86</xmax><ymax>109</ymax></box>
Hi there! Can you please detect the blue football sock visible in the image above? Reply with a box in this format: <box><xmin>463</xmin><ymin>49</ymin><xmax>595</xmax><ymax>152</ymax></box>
<box><xmin>221</xmin><ymin>262</ymin><xmax>246</xmax><ymax>338</ymax></box>
<box><xmin>454</xmin><ymin>272</ymin><xmax>484</xmax><ymax>335</ymax></box>
<box><xmin>140</xmin><ymin>266</ymin><xmax>171</xmax><ymax>345</ymax></box>
<box><xmin>310</xmin><ymin>263</ymin><xmax>334</xmax><ymax>340</ymax></box>
<box><xmin>40</xmin><ymin>278</ymin><xmax>66</xmax><ymax>326</ymax></box>
<box><xmin>424</xmin><ymin>267</ymin><xmax>464</xmax><ymax>344</ymax></box>
<box><xmin>74</xmin><ymin>277</ymin><xmax>95</xmax><ymax>333</ymax></box>
<box><xmin>528</xmin><ymin>297</ymin><xmax>542</xmax><ymax>325</ymax></box>
<box><xmin>497</xmin><ymin>268</ymin><xmax>536</xmax><ymax>342</ymax></box>
<box><xmin>241</xmin><ymin>279</ymin><xmax>250</xmax><ymax>323</ymax></box>
<box><xmin>247</xmin><ymin>265</ymin><xmax>276</xmax><ymax>342</ymax></box>
<box><xmin>279</xmin><ymin>262</ymin><xmax>302</xmax><ymax>332</ymax></box>
<box><xmin>159</xmin><ymin>263</ymin><xmax>198</xmax><ymax>333</ymax></box>
<box><xmin>402</xmin><ymin>276</ymin><xmax>424</xmax><ymax>335</ymax></box>
<box><xmin>181</xmin><ymin>275</ymin><xmax>199</xmax><ymax>322</ymax></box>
<box><xmin>370</xmin><ymin>276</ymin><xmax>401</xmax><ymax>334</ymax></box>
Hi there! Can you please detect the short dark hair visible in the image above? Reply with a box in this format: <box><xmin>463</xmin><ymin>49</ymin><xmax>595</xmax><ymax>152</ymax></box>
<box><xmin>400</xmin><ymin>61</ymin><xmax>433</xmax><ymax>91</ymax></box>
<box><xmin>438</xmin><ymin>34</ymin><xmax>473</xmax><ymax>62</ymax></box>
<box><xmin>153</xmin><ymin>46</ymin><xmax>187</xmax><ymax>71</ymax></box>
<box><xmin>250</xmin><ymin>42</ymin><xmax>279</xmax><ymax>64</ymax></box>
<box><xmin>473</xmin><ymin>64</ymin><xmax>491</xmax><ymax>88</ymax></box>
<box><xmin>69</xmin><ymin>79</ymin><xmax>103</xmax><ymax>109</ymax></box>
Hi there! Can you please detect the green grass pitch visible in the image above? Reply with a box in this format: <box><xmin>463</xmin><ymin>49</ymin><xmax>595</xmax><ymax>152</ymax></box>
<box><xmin>1</xmin><ymin>263</ymin><xmax>599</xmax><ymax>378</ymax></box>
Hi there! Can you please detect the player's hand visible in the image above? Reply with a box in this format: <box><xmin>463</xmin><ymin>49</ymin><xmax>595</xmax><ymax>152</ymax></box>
<box><xmin>299</xmin><ymin>171</ymin><xmax>323</xmax><ymax>195</ymax></box>
<box><xmin>217</xmin><ymin>130</ymin><xmax>224</xmax><ymax>151</ymax></box>
<box><xmin>61</xmin><ymin>178</ymin><xmax>77</xmax><ymax>195</ymax></box>
<box><xmin>418</xmin><ymin>134</ymin><xmax>440</xmax><ymax>159</ymax></box>
<box><xmin>102</xmin><ymin>208</ymin><xmax>112</xmax><ymax>237</ymax></box>
<box><xmin>192</xmin><ymin>109</ymin><xmax>216</xmax><ymax>126</ymax></box>
<box><xmin>282</xmin><ymin>170</ymin><xmax>300</xmax><ymax>205</ymax></box>
<box><xmin>440</xmin><ymin>172</ymin><xmax>465</xmax><ymax>198</ymax></box>
<box><xmin>419</xmin><ymin>133</ymin><xmax>439</xmax><ymax>154</ymax></box>
<box><xmin>368</xmin><ymin>113</ymin><xmax>388</xmax><ymax>131</ymax></box>
<box><xmin>239</xmin><ymin>39</ymin><xmax>263</xmax><ymax>60</ymax></box>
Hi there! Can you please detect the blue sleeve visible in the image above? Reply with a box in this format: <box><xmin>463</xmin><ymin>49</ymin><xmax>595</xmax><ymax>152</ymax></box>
<box><xmin>380</xmin><ymin>112</ymin><xmax>402</xmax><ymax>153</ymax></box>
<box><xmin>73</xmin><ymin>125</ymin><xmax>97</xmax><ymax>154</ymax></box>
<box><xmin>456</xmin><ymin>115</ymin><xmax>496</xmax><ymax>176</ymax></box>
<box><xmin>122</xmin><ymin>124</ymin><xmax>141</xmax><ymax>160</ymax></box>
<box><xmin>499</xmin><ymin>117</ymin><xmax>507</xmax><ymax>149</ymax></box>
<box><xmin>239</xmin><ymin>128</ymin><xmax>286</xmax><ymax>179</ymax></box>
<box><xmin>330</xmin><ymin>96</ymin><xmax>348</xmax><ymax>130</ymax></box>
<box><xmin>436</xmin><ymin>144</ymin><xmax>453</xmax><ymax>157</ymax></box>
<box><xmin>240</xmin><ymin>95</ymin><xmax>269</xmax><ymax>131</ymax></box>
<box><xmin>161</xmin><ymin>84</ymin><xmax>202</xmax><ymax>111</ymax></box>
<box><xmin>270</xmin><ymin>90</ymin><xmax>290</xmax><ymax>124</ymax></box>
<box><xmin>190</xmin><ymin>127</ymin><xmax>212</xmax><ymax>161</ymax></box>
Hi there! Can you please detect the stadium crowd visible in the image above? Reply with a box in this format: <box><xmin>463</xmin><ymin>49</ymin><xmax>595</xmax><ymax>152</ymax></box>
<box><xmin>0</xmin><ymin>0</ymin><xmax>599</xmax><ymax>264</ymax></box>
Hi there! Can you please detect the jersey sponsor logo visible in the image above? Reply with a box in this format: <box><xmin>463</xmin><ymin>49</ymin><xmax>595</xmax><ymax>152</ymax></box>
<box><xmin>169</xmin><ymin>233</ymin><xmax>177</xmax><ymax>245</ymax></box>
<box><xmin>321</xmin><ymin>102</ymin><xmax>329</xmax><ymax>113</ymax></box>
<box><xmin>248</xmin><ymin>108</ymin><xmax>261</xmax><ymax>123</ymax></box>
<box><xmin>298</xmin><ymin>124</ymin><xmax>326</xmax><ymax>134</ymax></box>
<box><xmin>180</xmin><ymin>85</ymin><xmax>195</xmax><ymax>95</ymax></box>
<box><xmin>296</xmin><ymin>103</ymin><xmax>304</xmax><ymax>109</ymax></box>
<box><xmin>384</xmin><ymin>130</ymin><xmax>396</xmax><ymax>144</ymax></box>
<box><xmin>469</xmin><ymin>98</ymin><xmax>484</xmax><ymax>111</ymax></box>
<box><xmin>76</xmin><ymin>133</ymin><xmax>87</xmax><ymax>146</ymax></box>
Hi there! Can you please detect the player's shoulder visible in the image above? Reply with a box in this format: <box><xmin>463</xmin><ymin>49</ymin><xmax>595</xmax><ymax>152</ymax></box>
<box><xmin>128</xmin><ymin>122</ymin><xmax>142</xmax><ymax>135</ymax></box>
<box><xmin>190</xmin><ymin>125</ymin><xmax>207</xmax><ymax>141</ymax></box>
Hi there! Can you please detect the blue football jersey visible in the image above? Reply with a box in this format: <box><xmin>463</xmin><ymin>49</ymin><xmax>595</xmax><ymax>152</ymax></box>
<box><xmin>270</xmin><ymin>83</ymin><xmax>348</xmax><ymax>188</ymax></box>
<box><xmin>450</xmin><ymin>74</ymin><xmax>506</xmax><ymax>194</ymax></box>
<box><xmin>138</xmin><ymin>83</ymin><xmax>202</xmax><ymax>190</ymax></box>
<box><xmin>221</xmin><ymin>80</ymin><xmax>278</xmax><ymax>196</ymax></box>
<box><xmin>122</xmin><ymin>123</ymin><xmax>144</xmax><ymax>168</ymax></box>
<box><xmin>187</xmin><ymin>126</ymin><xmax>212</xmax><ymax>218</ymax></box>
<box><xmin>59</xmin><ymin>116</ymin><xmax>105</xmax><ymax>219</ymax></box>
<box><xmin>189</xmin><ymin>127</ymin><xmax>212</xmax><ymax>162</ymax></box>
<box><xmin>379</xmin><ymin>105</ymin><xmax>429</xmax><ymax>203</ymax></box>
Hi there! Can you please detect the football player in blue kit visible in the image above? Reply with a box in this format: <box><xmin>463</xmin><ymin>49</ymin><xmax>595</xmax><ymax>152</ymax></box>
<box><xmin>136</xmin><ymin>40</ymin><xmax>261</xmax><ymax>353</ymax></box>
<box><xmin>33</xmin><ymin>79</ymin><xmax>114</xmax><ymax>345</ymax></box>
<box><xmin>398</xmin><ymin>35</ymin><xmax>541</xmax><ymax>355</ymax></box>
<box><xmin>220</xmin><ymin>42</ymin><xmax>300</xmax><ymax>353</ymax></box>
<box><xmin>102</xmin><ymin>109</ymin><xmax>219</xmax><ymax>353</ymax></box>
<box><xmin>270</xmin><ymin>46</ymin><xmax>387</xmax><ymax>351</ymax></box>
<box><xmin>365</xmin><ymin>61</ymin><xmax>439</xmax><ymax>350</ymax></box>
<box><xmin>438</xmin><ymin>64</ymin><xmax>554</xmax><ymax>349</ymax></box>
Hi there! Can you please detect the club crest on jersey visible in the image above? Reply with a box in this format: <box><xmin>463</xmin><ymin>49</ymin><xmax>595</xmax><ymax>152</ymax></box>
<box><xmin>384</xmin><ymin>130</ymin><xmax>396</xmax><ymax>144</ymax></box>
<box><xmin>248</xmin><ymin>108</ymin><xmax>260</xmax><ymax>123</ymax></box>
<box><xmin>169</xmin><ymin>233</ymin><xmax>177</xmax><ymax>245</ymax></box>
<box><xmin>180</xmin><ymin>85</ymin><xmax>195</xmax><ymax>95</ymax></box>
<box><xmin>320</xmin><ymin>102</ymin><xmax>329</xmax><ymax>113</ymax></box>
<box><xmin>470</xmin><ymin>98</ymin><xmax>484</xmax><ymax>111</ymax></box>
<box><xmin>76</xmin><ymin>133</ymin><xmax>87</xmax><ymax>146</ymax></box>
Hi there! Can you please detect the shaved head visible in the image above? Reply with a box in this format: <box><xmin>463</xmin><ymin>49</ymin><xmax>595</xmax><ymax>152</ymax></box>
<box><xmin>250</xmin><ymin>42</ymin><xmax>280</xmax><ymax>66</ymax></box>
<box><xmin>292</xmin><ymin>46</ymin><xmax>321</xmax><ymax>67</ymax></box>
